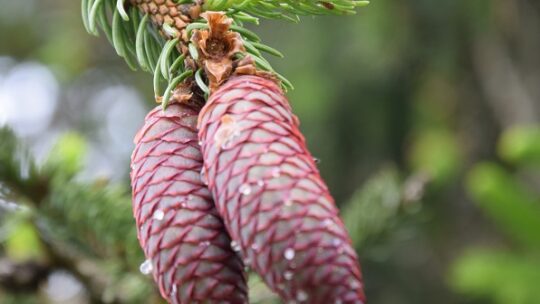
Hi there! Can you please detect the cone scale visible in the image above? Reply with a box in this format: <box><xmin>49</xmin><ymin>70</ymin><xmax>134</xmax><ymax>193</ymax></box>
<box><xmin>198</xmin><ymin>75</ymin><xmax>366</xmax><ymax>303</ymax></box>
<box><xmin>131</xmin><ymin>102</ymin><xmax>248</xmax><ymax>303</ymax></box>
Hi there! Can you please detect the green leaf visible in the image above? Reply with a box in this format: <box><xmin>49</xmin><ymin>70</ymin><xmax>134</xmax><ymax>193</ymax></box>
<box><xmin>498</xmin><ymin>125</ymin><xmax>540</xmax><ymax>166</ymax></box>
<box><xmin>204</xmin><ymin>0</ymin><xmax>370</xmax><ymax>20</ymax></box>
<box><xmin>186</xmin><ymin>22</ymin><xmax>209</xmax><ymax>38</ymax></box>
<box><xmin>188</xmin><ymin>43</ymin><xmax>199</xmax><ymax>61</ymax></box>
<box><xmin>409</xmin><ymin>129</ymin><xmax>461</xmax><ymax>183</ymax></box>
<box><xmin>251</xmin><ymin>41</ymin><xmax>284</xmax><ymax>57</ymax></box>
<box><xmin>143</xmin><ymin>27</ymin><xmax>161</xmax><ymax>72</ymax></box>
<box><xmin>112</xmin><ymin>8</ymin><xmax>128</xmax><ymax>57</ymax></box>
<box><xmin>169</xmin><ymin>53</ymin><xmax>186</xmax><ymax>75</ymax></box>
<box><xmin>450</xmin><ymin>250</ymin><xmax>540</xmax><ymax>304</ymax></box>
<box><xmin>116</xmin><ymin>0</ymin><xmax>130</xmax><ymax>21</ymax></box>
<box><xmin>45</xmin><ymin>132</ymin><xmax>87</xmax><ymax>176</ymax></box>
<box><xmin>81</xmin><ymin>0</ymin><xmax>92</xmax><ymax>33</ymax></box>
<box><xmin>160</xmin><ymin>38</ymin><xmax>180</xmax><ymax>79</ymax></box>
<box><xmin>97</xmin><ymin>1</ymin><xmax>114</xmax><ymax>44</ymax></box>
<box><xmin>230</xmin><ymin>24</ymin><xmax>261</xmax><ymax>42</ymax></box>
<box><xmin>467</xmin><ymin>163</ymin><xmax>540</xmax><ymax>250</ymax></box>
<box><xmin>161</xmin><ymin>70</ymin><xmax>194</xmax><ymax>109</ymax></box>
<box><xmin>135</xmin><ymin>14</ymin><xmax>150</xmax><ymax>71</ymax></box>
<box><xmin>194</xmin><ymin>68</ymin><xmax>209</xmax><ymax>95</ymax></box>
<box><xmin>0</xmin><ymin>127</ymin><xmax>41</xmax><ymax>201</ymax></box>
<box><xmin>88</xmin><ymin>0</ymin><xmax>105</xmax><ymax>35</ymax></box>
<box><xmin>5</xmin><ymin>218</ymin><xmax>46</xmax><ymax>263</ymax></box>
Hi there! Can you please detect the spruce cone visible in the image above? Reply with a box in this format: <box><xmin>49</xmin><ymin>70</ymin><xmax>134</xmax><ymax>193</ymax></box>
<box><xmin>130</xmin><ymin>0</ymin><xmax>200</xmax><ymax>33</ymax></box>
<box><xmin>198</xmin><ymin>75</ymin><xmax>366</xmax><ymax>303</ymax></box>
<box><xmin>131</xmin><ymin>102</ymin><xmax>248</xmax><ymax>303</ymax></box>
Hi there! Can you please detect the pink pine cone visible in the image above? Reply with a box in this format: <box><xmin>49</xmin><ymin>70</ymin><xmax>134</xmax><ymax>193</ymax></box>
<box><xmin>131</xmin><ymin>102</ymin><xmax>248</xmax><ymax>303</ymax></box>
<box><xmin>198</xmin><ymin>75</ymin><xmax>366</xmax><ymax>303</ymax></box>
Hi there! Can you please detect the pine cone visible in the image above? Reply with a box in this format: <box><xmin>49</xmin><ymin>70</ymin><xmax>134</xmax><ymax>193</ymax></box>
<box><xmin>198</xmin><ymin>75</ymin><xmax>366</xmax><ymax>303</ymax></box>
<box><xmin>131</xmin><ymin>103</ymin><xmax>248</xmax><ymax>303</ymax></box>
<box><xmin>130</xmin><ymin>0</ymin><xmax>199</xmax><ymax>32</ymax></box>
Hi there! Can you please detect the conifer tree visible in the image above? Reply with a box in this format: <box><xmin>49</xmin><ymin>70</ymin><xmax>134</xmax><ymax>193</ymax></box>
<box><xmin>82</xmin><ymin>0</ymin><xmax>369</xmax><ymax>302</ymax></box>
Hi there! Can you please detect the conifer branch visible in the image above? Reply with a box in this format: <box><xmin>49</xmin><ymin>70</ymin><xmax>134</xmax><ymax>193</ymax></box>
<box><xmin>82</xmin><ymin>0</ymin><xmax>368</xmax><ymax>105</ymax></box>
<box><xmin>203</xmin><ymin>0</ymin><xmax>370</xmax><ymax>19</ymax></box>
<box><xmin>0</xmin><ymin>128</ymin><xmax>152</xmax><ymax>302</ymax></box>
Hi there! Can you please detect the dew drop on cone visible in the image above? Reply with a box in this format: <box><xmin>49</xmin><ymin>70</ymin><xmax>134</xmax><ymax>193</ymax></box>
<box><xmin>139</xmin><ymin>259</ymin><xmax>153</xmax><ymax>275</ymax></box>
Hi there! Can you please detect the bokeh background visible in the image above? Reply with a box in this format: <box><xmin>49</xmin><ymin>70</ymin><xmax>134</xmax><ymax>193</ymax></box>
<box><xmin>1</xmin><ymin>0</ymin><xmax>540</xmax><ymax>303</ymax></box>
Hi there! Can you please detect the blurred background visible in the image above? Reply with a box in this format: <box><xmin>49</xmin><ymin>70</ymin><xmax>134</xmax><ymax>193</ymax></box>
<box><xmin>1</xmin><ymin>0</ymin><xmax>539</xmax><ymax>303</ymax></box>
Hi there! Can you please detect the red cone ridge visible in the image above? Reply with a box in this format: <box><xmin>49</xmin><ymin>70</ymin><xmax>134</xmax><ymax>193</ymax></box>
<box><xmin>198</xmin><ymin>75</ymin><xmax>366</xmax><ymax>303</ymax></box>
<box><xmin>131</xmin><ymin>103</ymin><xmax>248</xmax><ymax>303</ymax></box>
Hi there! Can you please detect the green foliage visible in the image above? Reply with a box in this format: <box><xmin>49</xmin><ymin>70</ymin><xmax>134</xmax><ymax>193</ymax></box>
<box><xmin>498</xmin><ymin>125</ymin><xmax>540</xmax><ymax>166</ymax></box>
<box><xmin>44</xmin><ymin>132</ymin><xmax>87</xmax><ymax>177</ymax></box>
<box><xmin>0</xmin><ymin>128</ymin><xmax>43</xmax><ymax>204</ymax></box>
<box><xmin>0</xmin><ymin>127</ymin><xmax>152</xmax><ymax>302</ymax></box>
<box><xmin>450</xmin><ymin>250</ymin><xmax>540</xmax><ymax>304</ymax></box>
<box><xmin>203</xmin><ymin>0</ymin><xmax>370</xmax><ymax>19</ymax></box>
<box><xmin>451</xmin><ymin>125</ymin><xmax>540</xmax><ymax>303</ymax></box>
<box><xmin>467</xmin><ymin>163</ymin><xmax>540</xmax><ymax>249</ymax></box>
<box><xmin>343</xmin><ymin>168</ymin><xmax>402</xmax><ymax>246</ymax></box>
<box><xmin>248</xmin><ymin>273</ymin><xmax>280</xmax><ymax>303</ymax></box>
<box><xmin>81</xmin><ymin>0</ymin><xmax>304</xmax><ymax>101</ymax></box>
<box><xmin>0</xmin><ymin>294</ymin><xmax>38</xmax><ymax>304</ymax></box>
<box><xmin>409</xmin><ymin>129</ymin><xmax>461</xmax><ymax>184</ymax></box>
<box><xmin>4</xmin><ymin>216</ymin><xmax>46</xmax><ymax>263</ymax></box>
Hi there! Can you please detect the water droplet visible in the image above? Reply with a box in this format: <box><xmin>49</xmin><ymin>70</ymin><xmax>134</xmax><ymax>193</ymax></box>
<box><xmin>284</xmin><ymin>271</ymin><xmax>293</xmax><ymax>280</ymax></box>
<box><xmin>139</xmin><ymin>259</ymin><xmax>153</xmax><ymax>275</ymax></box>
<box><xmin>271</xmin><ymin>168</ymin><xmax>281</xmax><ymax>178</ymax></box>
<box><xmin>152</xmin><ymin>209</ymin><xmax>165</xmax><ymax>221</ymax></box>
<box><xmin>200</xmin><ymin>241</ymin><xmax>211</xmax><ymax>247</ymax></box>
<box><xmin>251</xmin><ymin>243</ymin><xmax>261</xmax><ymax>251</ymax></box>
<box><xmin>332</xmin><ymin>238</ymin><xmax>342</xmax><ymax>247</ymax></box>
<box><xmin>349</xmin><ymin>280</ymin><xmax>361</xmax><ymax>289</ymax></box>
<box><xmin>283</xmin><ymin>196</ymin><xmax>293</xmax><ymax>207</ymax></box>
<box><xmin>231</xmin><ymin>241</ymin><xmax>241</xmax><ymax>252</ymax></box>
<box><xmin>214</xmin><ymin>115</ymin><xmax>240</xmax><ymax>149</ymax></box>
<box><xmin>296</xmin><ymin>290</ymin><xmax>308</xmax><ymax>302</ymax></box>
<box><xmin>221</xmin><ymin>140</ymin><xmax>233</xmax><ymax>149</ymax></box>
<box><xmin>200</xmin><ymin>167</ymin><xmax>208</xmax><ymax>185</ymax></box>
<box><xmin>170</xmin><ymin>284</ymin><xmax>177</xmax><ymax>296</ymax></box>
<box><xmin>313</xmin><ymin>157</ymin><xmax>321</xmax><ymax>164</ymax></box>
<box><xmin>284</xmin><ymin>248</ymin><xmax>295</xmax><ymax>260</ymax></box>
<box><xmin>198</xmin><ymin>140</ymin><xmax>203</xmax><ymax>146</ymax></box>
<box><xmin>257</xmin><ymin>180</ymin><xmax>265</xmax><ymax>187</ymax></box>
<box><xmin>239</xmin><ymin>183</ymin><xmax>252</xmax><ymax>195</ymax></box>
<box><xmin>322</xmin><ymin>219</ymin><xmax>334</xmax><ymax>227</ymax></box>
